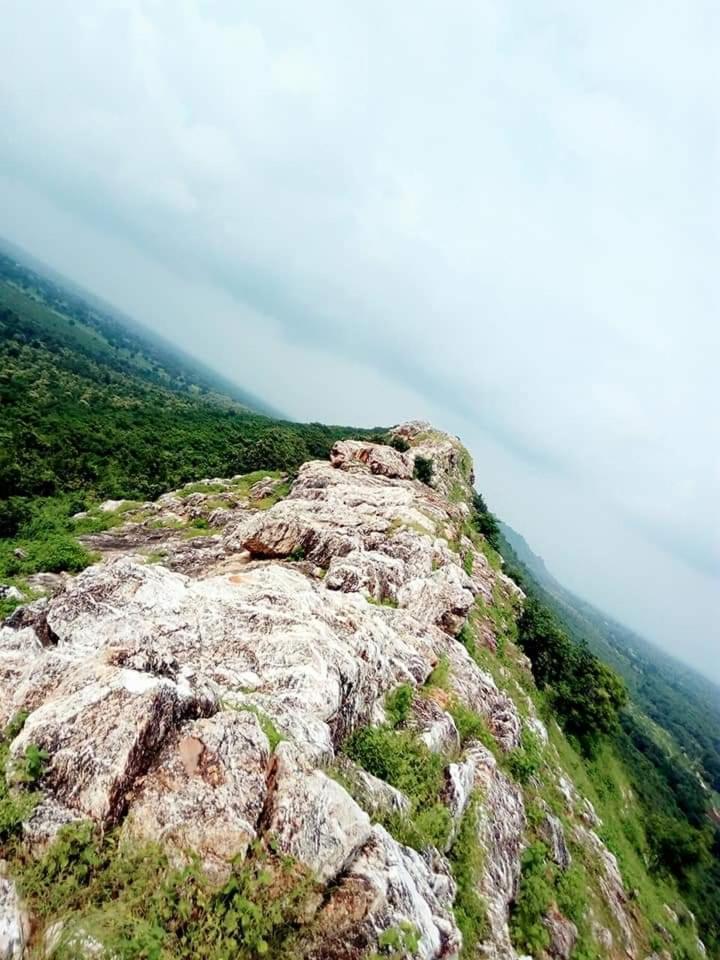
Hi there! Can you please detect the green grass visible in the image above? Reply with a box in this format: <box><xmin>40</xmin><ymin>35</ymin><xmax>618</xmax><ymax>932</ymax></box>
<box><xmin>385</xmin><ymin>684</ymin><xmax>413</xmax><ymax>728</ymax></box>
<box><xmin>229</xmin><ymin>704</ymin><xmax>284</xmax><ymax>753</ymax></box>
<box><xmin>14</xmin><ymin>823</ymin><xmax>314</xmax><ymax>960</ymax></box>
<box><xmin>449</xmin><ymin>797</ymin><xmax>489</xmax><ymax>957</ymax></box>
<box><xmin>343</xmin><ymin>725</ymin><xmax>452</xmax><ymax>851</ymax></box>
<box><xmin>0</xmin><ymin>712</ymin><xmax>40</xmax><ymax>845</ymax></box>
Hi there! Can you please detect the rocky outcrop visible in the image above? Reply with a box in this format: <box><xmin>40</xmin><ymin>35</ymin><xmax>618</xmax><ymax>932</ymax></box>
<box><xmin>0</xmin><ymin>424</ymin><xmax>648</xmax><ymax>960</ymax></box>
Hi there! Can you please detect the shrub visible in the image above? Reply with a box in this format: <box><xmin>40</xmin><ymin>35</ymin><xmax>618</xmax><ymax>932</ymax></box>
<box><xmin>517</xmin><ymin>599</ymin><xmax>626</xmax><ymax>744</ymax></box>
<box><xmin>373</xmin><ymin>921</ymin><xmax>420</xmax><ymax>958</ymax></box>
<box><xmin>18</xmin><ymin>824</ymin><xmax>315</xmax><ymax>960</ymax></box>
<box><xmin>385</xmin><ymin>684</ymin><xmax>413</xmax><ymax>728</ymax></box>
<box><xmin>463</xmin><ymin>551</ymin><xmax>474</xmax><ymax>576</ymax></box>
<box><xmin>509</xmin><ymin>842</ymin><xmax>553</xmax><ymax>955</ymax></box>
<box><xmin>426</xmin><ymin>656</ymin><xmax>450</xmax><ymax>692</ymax></box>
<box><xmin>506</xmin><ymin>729</ymin><xmax>543</xmax><ymax>785</ymax></box>
<box><xmin>388</xmin><ymin>436</ymin><xmax>410</xmax><ymax>453</ymax></box>
<box><xmin>470</xmin><ymin>492</ymin><xmax>501</xmax><ymax>551</ymax></box>
<box><xmin>449</xmin><ymin>798</ymin><xmax>489</xmax><ymax>957</ymax></box>
<box><xmin>344</xmin><ymin>725</ymin><xmax>451</xmax><ymax>851</ymax></box>
<box><xmin>15</xmin><ymin>743</ymin><xmax>49</xmax><ymax>784</ymax></box>
<box><xmin>413</xmin><ymin>457</ymin><xmax>433</xmax><ymax>485</ymax></box>
<box><xmin>447</xmin><ymin>700</ymin><xmax>497</xmax><ymax>754</ymax></box>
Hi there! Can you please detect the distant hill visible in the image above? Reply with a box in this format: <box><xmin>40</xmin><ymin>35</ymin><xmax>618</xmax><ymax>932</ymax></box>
<box><xmin>499</xmin><ymin>520</ymin><xmax>720</xmax><ymax>795</ymax></box>
<box><xmin>0</xmin><ymin>243</ymin><xmax>382</xmax><ymax>534</ymax></box>
<box><xmin>0</xmin><ymin>237</ymin><xmax>279</xmax><ymax>416</ymax></box>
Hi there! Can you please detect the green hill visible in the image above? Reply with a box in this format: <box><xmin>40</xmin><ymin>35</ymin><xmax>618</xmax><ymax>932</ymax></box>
<box><xmin>0</xmin><ymin>245</ymin><xmax>381</xmax><ymax>592</ymax></box>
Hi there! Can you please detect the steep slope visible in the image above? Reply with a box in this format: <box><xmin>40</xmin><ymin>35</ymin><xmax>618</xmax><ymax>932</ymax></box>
<box><xmin>0</xmin><ymin>424</ymin><xmax>708</xmax><ymax>960</ymax></box>
<box><xmin>499</xmin><ymin>521</ymin><xmax>720</xmax><ymax>799</ymax></box>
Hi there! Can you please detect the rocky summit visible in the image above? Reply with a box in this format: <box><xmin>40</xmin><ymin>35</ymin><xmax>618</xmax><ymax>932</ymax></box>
<box><xmin>0</xmin><ymin>423</ymin><xmax>699</xmax><ymax>960</ymax></box>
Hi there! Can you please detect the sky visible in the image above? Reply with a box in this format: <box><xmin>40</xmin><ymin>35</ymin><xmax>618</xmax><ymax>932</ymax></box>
<box><xmin>1</xmin><ymin>1</ymin><xmax>718</xmax><ymax>680</ymax></box>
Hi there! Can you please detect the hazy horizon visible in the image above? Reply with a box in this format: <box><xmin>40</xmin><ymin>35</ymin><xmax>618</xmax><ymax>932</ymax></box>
<box><xmin>1</xmin><ymin>2</ymin><xmax>718</xmax><ymax>683</ymax></box>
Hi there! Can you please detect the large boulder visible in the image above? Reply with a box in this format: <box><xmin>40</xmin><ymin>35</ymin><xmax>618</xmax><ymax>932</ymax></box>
<box><xmin>124</xmin><ymin>711</ymin><xmax>271</xmax><ymax>879</ymax></box>
<box><xmin>266</xmin><ymin>744</ymin><xmax>372</xmax><ymax>884</ymax></box>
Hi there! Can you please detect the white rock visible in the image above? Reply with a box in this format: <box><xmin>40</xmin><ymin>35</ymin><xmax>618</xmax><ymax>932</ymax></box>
<box><xmin>0</xmin><ymin>876</ymin><xmax>27</xmax><ymax>960</ymax></box>
<box><xmin>125</xmin><ymin>711</ymin><xmax>270</xmax><ymax>879</ymax></box>
<box><xmin>267</xmin><ymin>743</ymin><xmax>372</xmax><ymax>883</ymax></box>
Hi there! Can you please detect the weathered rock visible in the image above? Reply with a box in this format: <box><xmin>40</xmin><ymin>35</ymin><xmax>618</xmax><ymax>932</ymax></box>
<box><xmin>3</xmin><ymin>597</ymin><xmax>56</xmax><ymax>647</ymax></box>
<box><xmin>10</xmin><ymin>663</ymin><xmax>211</xmax><ymax>826</ymax></box>
<box><xmin>267</xmin><ymin>744</ymin><xmax>372</xmax><ymax>883</ymax></box>
<box><xmin>574</xmin><ymin>825</ymin><xmax>635</xmax><ymax>949</ymax></box>
<box><xmin>538</xmin><ymin>811</ymin><xmax>572</xmax><ymax>870</ymax></box>
<box><xmin>0</xmin><ymin>875</ymin><xmax>27</xmax><ymax>960</ymax></box>
<box><xmin>0</xmin><ymin>586</ymin><xmax>22</xmax><ymax>603</ymax></box>
<box><xmin>470</xmin><ymin>744</ymin><xmax>526</xmax><ymax>954</ymax></box>
<box><xmin>98</xmin><ymin>499</ymin><xmax>130</xmax><ymax>513</ymax></box>
<box><xmin>125</xmin><ymin>711</ymin><xmax>270</xmax><ymax>879</ymax></box>
<box><xmin>543</xmin><ymin>907</ymin><xmax>578</xmax><ymax>960</ymax></box>
<box><xmin>316</xmin><ymin>825</ymin><xmax>461</xmax><ymax>960</ymax></box>
<box><xmin>249</xmin><ymin>475</ymin><xmax>285</xmax><ymax>500</ymax></box>
<box><xmin>330</xmin><ymin>440</ymin><xmax>414</xmax><ymax>480</ymax></box>
<box><xmin>442</xmin><ymin>641</ymin><xmax>522</xmax><ymax>752</ymax></box>
<box><xmin>409</xmin><ymin>696</ymin><xmax>460</xmax><ymax>755</ymax></box>
<box><xmin>0</xmin><ymin>423</ymin><xmax>647</xmax><ymax>960</ymax></box>
<box><xmin>0</xmin><ymin>625</ymin><xmax>44</xmax><ymax>725</ymax></box>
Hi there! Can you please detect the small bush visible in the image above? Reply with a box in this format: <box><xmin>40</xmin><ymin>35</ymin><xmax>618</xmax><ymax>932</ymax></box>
<box><xmin>463</xmin><ymin>551</ymin><xmax>474</xmax><ymax>576</ymax></box>
<box><xmin>449</xmin><ymin>798</ymin><xmax>489</xmax><ymax>957</ymax></box>
<box><xmin>385</xmin><ymin>684</ymin><xmax>413</xmax><ymax>728</ymax></box>
<box><xmin>447</xmin><ymin>700</ymin><xmax>497</xmax><ymax>754</ymax></box>
<box><xmin>388</xmin><ymin>436</ymin><xmax>410</xmax><ymax>453</ymax></box>
<box><xmin>426</xmin><ymin>656</ymin><xmax>450</xmax><ymax>692</ymax></box>
<box><xmin>18</xmin><ymin>824</ymin><xmax>315</xmax><ymax>960</ymax></box>
<box><xmin>344</xmin><ymin>725</ymin><xmax>451</xmax><ymax>851</ymax></box>
<box><xmin>15</xmin><ymin>743</ymin><xmax>49</xmax><ymax>784</ymax></box>
<box><xmin>0</xmin><ymin>712</ymin><xmax>39</xmax><ymax>842</ymax></box>
<box><xmin>509</xmin><ymin>842</ymin><xmax>553</xmax><ymax>955</ymax></box>
<box><xmin>373</xmin><ymin>921</ymin><xmax>420</xmax><ymax>958</ymax></box>
<box><xmin>506</xmin><ymin>729</ymin><xmax>543</xmax><ymax>785</ymax></box>
<box><xmin>413</xmin><ymin>457</ymin><xmax>433</xmax><ymax>485</ymax></box>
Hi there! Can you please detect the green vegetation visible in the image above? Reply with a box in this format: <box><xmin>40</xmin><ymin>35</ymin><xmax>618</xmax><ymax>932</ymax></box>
<box><xmin>231</xmin><ymin>705</ymin><xmax>284</xmax><ymax>753</ymax></box>
<box><xmin>448</xmin><ymin>798</ymin><xmax>489</xmax><ymax>957</ymax></box>
<box><xmin>426</xmin><ymin>655</ymin><xmax>450</xmax><ymax>692</ymax></box>
<box><xmin>387</xmin><ymin>435</ymin><xmax>410</xmax><ymax>453</ymax></box>
<box><xmin>509</xmin><ymin>841</ymin><xmax>554</xmax><ymax>955</ymax></box>
<box><xmin>412</xmin><ymin>456</ymin><xmax>434</xmax><ymax>485</ymax></box>
<box><xmin>343</xmin><ymin>724</ymin><xmax>451</xmax><ymax>851</ymax></box>
<box><xmin>470</xmin><ymin>492</ymin><xmax>501</xmax><ymax>552</ymax></box>
<box><xmin>371</xmin><ymin>922</ymin><xmax>420</xmax><ymax>959</ymax></box>
<box><xmin>0</xmin><ymin>711</ymin><xmax>39</xmax><ymax>843</ymax></box>
<box><xmin>0</xmin><ymin>255</ymin><xmax>378</xmax><ymax>617</ymax></box>
<box><xmin>517</xmin><ymin>598</ymin><xmax>627</xmax><ymax>748</ymax></box>
<box><xmin>384</xmin><ymin>684</ymin><xmax>414</xmax><ymax>728</ymax></box>
<box><xmin>14</xmin><ymin>823</ymin><xmax>314</xmax><ymax>959</ymax></box>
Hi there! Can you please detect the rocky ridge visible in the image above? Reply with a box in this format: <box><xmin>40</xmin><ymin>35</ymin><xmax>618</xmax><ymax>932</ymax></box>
<box><xmin>0</xmin><ymin>423</ymin><xmax>671</xmax><ymax>959</ymax></box>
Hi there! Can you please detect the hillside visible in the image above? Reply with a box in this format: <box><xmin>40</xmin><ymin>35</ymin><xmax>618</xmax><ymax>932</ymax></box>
<box><xmin>0</xmin><ymin>258</ymin><xmax>718</xmax><ymax>960</ymax></box>
<box><xmin>0</xmin><ymin>422</ymin><xmax>717</xmax><ymax>960</ymax></box>
<box><xmin>499</xmin><ymin>522</ymin><xmax>720</xmax><ymax>797</ymax></box>
<box><xmin>0</xmin><ymin>246</ymin><xmax>381</xmax><ymax>610</ymax></box>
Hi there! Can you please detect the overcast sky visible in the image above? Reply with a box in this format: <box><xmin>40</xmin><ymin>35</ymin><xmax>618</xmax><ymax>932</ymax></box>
<box><xmin>1</xmin><ymin>1</ymin><xmax>718</xmax><ymax>681</ymax></box>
